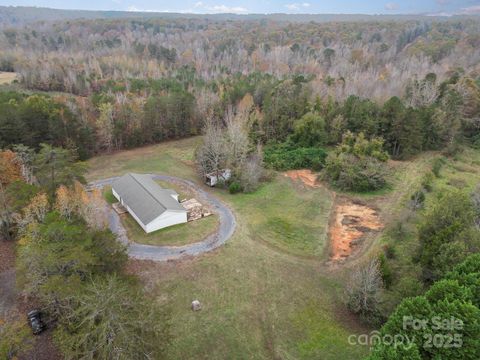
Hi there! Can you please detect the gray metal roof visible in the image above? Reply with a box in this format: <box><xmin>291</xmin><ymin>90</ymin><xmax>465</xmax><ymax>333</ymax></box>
<box><xmin>112</xmin><ymin>173</ymin><xmax>185</xmax><ymax>225</ymax></box>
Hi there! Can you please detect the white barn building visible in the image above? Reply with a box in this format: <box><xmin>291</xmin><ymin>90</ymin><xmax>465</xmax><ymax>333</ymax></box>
<box><xmin>112</xmin><ymin>173</ymin><xmax>187</xmax><ymax>233</ymax></box>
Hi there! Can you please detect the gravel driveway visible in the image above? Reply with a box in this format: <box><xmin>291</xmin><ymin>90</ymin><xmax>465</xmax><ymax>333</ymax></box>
<box><xmin>89</xmin><ymin>175</ymin><xmax>236</xmax><ymax>261</ymax></box>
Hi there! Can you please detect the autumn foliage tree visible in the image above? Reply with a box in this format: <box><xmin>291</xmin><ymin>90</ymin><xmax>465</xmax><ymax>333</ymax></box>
<box><xmin>0</xmin><ymin>150</ymin><xmax>21</xmax><ymax>186</ymax></box>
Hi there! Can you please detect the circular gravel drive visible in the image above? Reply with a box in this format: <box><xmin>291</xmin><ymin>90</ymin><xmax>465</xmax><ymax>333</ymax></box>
<box><xmin>89</xmin><ymin>174</ymin><xmax>236</xmax><ymax>261</ymax></box>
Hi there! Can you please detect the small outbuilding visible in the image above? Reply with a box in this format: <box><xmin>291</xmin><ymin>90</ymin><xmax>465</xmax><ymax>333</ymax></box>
<box><xmin>112</xmin><ymin>173</ymin><xmax>187</xmax><ymax>233</ymax></box>
<box><xmin>205</xmin><ymin>169</ymin><xmax>232</xmax><ymax>187</ymax></box>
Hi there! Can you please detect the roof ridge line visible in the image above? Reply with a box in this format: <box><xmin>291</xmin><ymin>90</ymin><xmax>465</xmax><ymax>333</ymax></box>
<box><xmin>129</xmin><ymin>173</ymin><xmax>167</xmax><ymax>209</ymax></box>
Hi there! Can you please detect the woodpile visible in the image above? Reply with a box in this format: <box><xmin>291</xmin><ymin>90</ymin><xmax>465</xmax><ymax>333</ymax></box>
<box><xmin>181</xmin><ymin>198</ymin><xmax>212</xmax><ymax>221</ymax></box>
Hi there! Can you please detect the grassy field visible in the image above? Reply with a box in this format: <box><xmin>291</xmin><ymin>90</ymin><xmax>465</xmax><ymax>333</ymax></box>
<box><xmin>87</xmin><ymin>137</ymin><xmax>200</xmax><ymax>181</ymax></box>
<box><xmin>224</xmin><ymin>176</ymin><xmax>333</xmax><ymax>258</ymax></box>
<box><xmin>88</xmin><ymin>137</ymin><xmax>369</xmax><ymax>359</ymax></box>
<box><xmin>0</xmin><ymin>72</ymin><xmax>16</xmax><ymax>84</ymax></box>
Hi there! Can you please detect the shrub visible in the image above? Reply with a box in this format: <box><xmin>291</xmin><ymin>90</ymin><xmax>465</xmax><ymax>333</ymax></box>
<box><xmin>378</xmin><ymin>253</ymin><xmax>393</xmax><ymax>289</ymax></box>
<box><xmin>421</xmin><ymin>171</ymin><xmax>434</xmax><ymax>192</ymax></box>
<box><xmin>228</xmin><ymin>181</ymin><xmax>242</xmax><ymax>194</ymax></box>
<box><xmin>263</xmin><ymin>142</ymin><xmax>327</xmax><ymax>171</ymax></box>
<box><xmin>323</xmin><ymin>132</ymin><xmax>389</xmax><ymax>192</ymax></box>
<box><xmin>383</xmin><ymin>243</ymin><xmax>396</xmax><ymax>259</ymax></box>
<box><xmin>432</xmin><ymin>157</ymin><xmax>445</xmax><ymax>177</ymax></box>
<box><xmin>323</xmin><ymin>153</ymin><xmax>387</xmax><ymax>192</ymax></box>
<box><xmin>410</xmin><ymin>190</ymin><xmax>425</xmax><ymax>210</ymax></box>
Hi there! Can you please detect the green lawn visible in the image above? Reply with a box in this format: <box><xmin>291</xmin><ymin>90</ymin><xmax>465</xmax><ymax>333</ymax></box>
<box><xmin>87</xmin><ymin>137</ymin><xmax>201</xmax><ymax>182</ymax></box>
<box><xmin>122</xmin><ymin>214</ymin><xmax>218</xmax><ymax>246</ymax></box>
<box><xmin>222</xmin><ymin>175</ymin><xmax>333</xmax><ymax>258</ymax></box>
<box><xmin>88</xmin><ymin>138</ymin><xmax>369</xmax><ymax>360</ymax></box>
<box><xmin>102</xmin><ymin>185</ymin><xmax>116</xmax><ymax>204</ymax></box>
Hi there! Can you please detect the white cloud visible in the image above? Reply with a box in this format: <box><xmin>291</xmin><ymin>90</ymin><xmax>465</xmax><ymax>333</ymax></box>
<box><xmin>192</xmin><ymin>2</ymin><xmax>248</xmax><ymax>13</ymax></box>
<box><xmin>127</xmin><ymin>6</ymin><xmax>163</xmax><ymax>12</ymax></box>
<box><xmin>126</xmin><ymin>2</ymin><xmax>247</xmax><ymax>14</ymax></box>
<box><xmin>458</xmin><ymin>5</ymin><xmax>480</xmax><ymax>15</ymax></box>
<box><xmin>285</xmin><ymin>2</ymin><xmax>311</xmax><ymax>11</ymax></box>
<box><xmin>208</xmin><ymin>5</ymin><xmax>248</xmax><ymax>13</ymax></box>
<box><xmin>384</xmin><ymin>2</ymin><xmax>399</xmax><ymax>11</ymax></box>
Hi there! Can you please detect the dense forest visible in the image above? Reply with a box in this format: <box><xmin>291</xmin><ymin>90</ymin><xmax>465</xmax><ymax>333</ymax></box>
<box><xmin>1</xmin><ymin>17</ymin><xmax>479</xmax><ymax>159</ymax></box>
<box><xmin>1</xmin><ymin>11</ymin><xmax>480</xmax><ymax>360</ymax></box>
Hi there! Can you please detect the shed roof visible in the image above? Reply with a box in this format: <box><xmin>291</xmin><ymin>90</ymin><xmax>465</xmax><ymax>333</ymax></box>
<box><xmin>112</xmin><ymin>173</ymin><xmax>185</xmax><ymax>225</ymax></box>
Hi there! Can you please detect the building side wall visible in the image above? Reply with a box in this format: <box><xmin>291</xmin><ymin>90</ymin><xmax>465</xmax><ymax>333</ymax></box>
<box><xmin>146</xmin><ymin>211</ymin><xmax>188</xmax><ymax>233</ymax></box>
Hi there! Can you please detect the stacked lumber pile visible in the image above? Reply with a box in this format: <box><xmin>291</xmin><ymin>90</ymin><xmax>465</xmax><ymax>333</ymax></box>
<box><xmin>182</xmin><ymin>198</ymin><xmax>212</xmax><ymax>221</ymax></box>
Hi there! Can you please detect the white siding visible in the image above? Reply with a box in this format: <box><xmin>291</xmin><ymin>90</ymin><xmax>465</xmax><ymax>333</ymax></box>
<box><xmin>112</xmin><ymin>187</ymin><xmax>187</xmax><ymax>233</ymax></box>
<box><xmin>145</xmin><ymin>211</ymin><xmax>187</xmax><ymax>233</ymax></box>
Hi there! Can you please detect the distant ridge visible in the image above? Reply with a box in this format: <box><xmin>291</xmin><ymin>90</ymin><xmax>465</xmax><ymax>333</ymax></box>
<box><xmin>0</xmin><ymin>5</ymin><xmax>478</xmax><ymax>26</ymax></box>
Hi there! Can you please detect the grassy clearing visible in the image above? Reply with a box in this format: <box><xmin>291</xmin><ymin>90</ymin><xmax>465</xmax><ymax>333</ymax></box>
<box><xmin>0</xmin><ymin>72</ymin><xmax>16</xmax><ymax>85</ymax></box>
<box><xmin>89</xmin><ymin>138</ymin><xmax>368</xmax><ymax>359</ymax></box>
<box><xmin>87</xmin><ymin>136</ymin><xmax>201</xmax><ymax>181</ymax></box>
<box><xmin>122</xmin><ymin>214</ymin><xmax>218</xmax><ymax>246</ymax></box>
<box><xmin>135</xmin><ymin>229</ymin><xmax>368</xmax><ymax>360</ymax></box>
<box><xmin>221</xmin><ymin>176</ymin><xmax>333</xmax><ymax>258</ymax></box>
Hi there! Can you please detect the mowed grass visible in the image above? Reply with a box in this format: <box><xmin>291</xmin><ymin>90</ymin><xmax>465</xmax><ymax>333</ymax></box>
<box><xmin>87</xmin><ymin>136</ymin><xmax>201</xmax><ymax>181</ymax></box>
<box><xmin>222</xmin><ymin>176</ymin><xmax>333</xmax><ymax>258</ymax></box>
<box><xmin>0</xmin><ymin>72</ymin><xmax>16</xmax><ymax>84</ymax></box>
<box><xmin>122</xmin><ymin>214</ymin><xmax>218</xmax><ymax>246</ymax></box>
<box><xmin>136</xmin><ymin>231</ymin><xmax>369</xmax><ymax>360</ymax></box>
<box><xmin>89</xmin><ymin>138</ymin><xmax>369</xmax><ymax>359</ymax></box>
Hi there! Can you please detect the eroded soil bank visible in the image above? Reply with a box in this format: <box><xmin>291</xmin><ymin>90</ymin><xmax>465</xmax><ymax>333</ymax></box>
<box><xmin>283</xmin><ymin>169</ymin><xmax>320</xmax><ymax>188</ymax></box>
<box><xmin>283</xmin><ymin>169</ymin><xmax>383</xmax><ymax>262</ymax></box>
<box><xmin>329</xmin><ymin>200</ymin><xmax>383</xmax><ymax>261</ymax></box>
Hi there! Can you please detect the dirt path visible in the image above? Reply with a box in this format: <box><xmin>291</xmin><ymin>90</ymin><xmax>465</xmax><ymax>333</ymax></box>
<box><xmin>89</xmin><ymin>174</ymin><xmax>236</xmax><ymax>261</ymax></box>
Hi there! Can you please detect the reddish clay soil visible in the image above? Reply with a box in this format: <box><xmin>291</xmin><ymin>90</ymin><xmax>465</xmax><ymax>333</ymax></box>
<box><xmin>283</xmin><ymin>169</ymin><xmax>321</xmax><ymax>188</ymax></box>
<box><xmin>283</xmin><ymin>170</ymin><xmax>383</xmax><ymax>262</ymax></box>
<box><xmin>329</xmin><ymin>201</ymin><xmax>383</xmax><ymax>261</ymax></box>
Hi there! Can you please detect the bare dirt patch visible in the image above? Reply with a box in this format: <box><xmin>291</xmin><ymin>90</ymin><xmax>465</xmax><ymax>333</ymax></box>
<box><xmin>283</xmin><ymin>169</ymin><xmax>321</xmax><ymax>188</ymax></box>
<box><xmin>329</xmin><ymin>200</ymin><xmax>383</xmax><ymax>261</ymax></box>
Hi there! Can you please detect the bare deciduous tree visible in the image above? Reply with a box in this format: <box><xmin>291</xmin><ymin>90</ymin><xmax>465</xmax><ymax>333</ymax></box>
<box><xmin>345</xmin><ymin>258</ymin><xmax>384</xmax><ymax>323</ymax></box>
<box><xmin>196</xmin><ymin>118</ymin><xmax>227</xmax><ymax>177</ymax></box>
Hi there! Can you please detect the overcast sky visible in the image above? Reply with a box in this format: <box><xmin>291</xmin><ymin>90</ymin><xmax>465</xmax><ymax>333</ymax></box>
<box><xmin>0</xmin><ymin>0</ymin><xmax>479</xmax><ymax>15</ymax></box>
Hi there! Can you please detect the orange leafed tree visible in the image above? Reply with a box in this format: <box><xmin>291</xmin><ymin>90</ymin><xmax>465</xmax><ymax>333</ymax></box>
<box><xmin>0</xmin><ymin>150</ymin><xmax>22</xmax><ymax>186</ymax></box>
